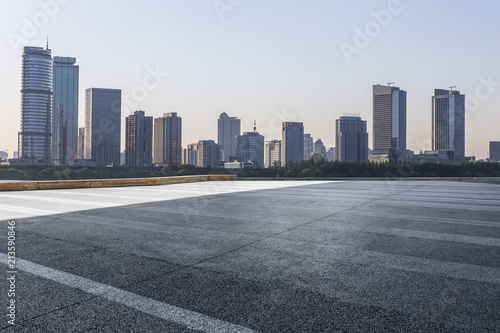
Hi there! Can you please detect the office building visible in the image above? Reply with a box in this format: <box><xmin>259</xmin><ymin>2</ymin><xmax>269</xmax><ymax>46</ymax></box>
<box><xmin>282</xmin><ymin>122</ymin><xmax>304</xmax><ymax>165</ymax></box>
<box><xmin>126</xmin><ymin>111</ymin><xmax>153</xmax><ymax>166</ymax></box>
<box><xmin>265</xmin><ymin>140</ymin><xmax>281</xmax><ymax>168</ymax></box>
<box><xmin>336</xmin><ymin>116</ymin><xmax>368</xmax><ymax>162</ymax></box>
<box><xmin>373</xmin><ymin>84</ymin><xmax>407</xmax><ymax>158</ymax></box>
<box><xmin>18</xmin><ymin>46</ymin><xmax>53</xmax><ymax>164</ymax></box>
<box><xmin>314</xmin><ymin>138</ymin><xmax>326</xmax><ymax>157</ymax></box>
<box><xmin>76</xmin><ymin>127</ymin><xmax>85</xmax><ymax>160</ymax></box>
<box><xmin>432</xmin><ymin>89</ymin><xmax>465</xmax><ymax>160</ymax></box>
<box><xmin>304</xmin><ymin>134</ymin><xmax>313</xmax><ymax>158</ymax></box>
<box><xmin>183</xmin><ymin>143</ymin><xmax>198</xmax><ymax>165</ymax></box>
<box><xmin>52</xmin><ymin>57</ymin><xmax>79</xmax><ymax>165</ymax></box>
<box><xmin>326</xmin><ymin>147</ymin><xmax>336</xmax><ymax>161</ymax></box>
<box><xmin>236</xmin><ymin>128</ymin><xmax>265</xmax><ymax>168</ymax></box>
<box><xmin>84</xmin><ymin>88</ymin><xmax>121</xmax><ymax>166</ymax></box>
<box><xmin>197</xmin><ymin>140</ymin><xmax>220</xmax><ymax>168</ymax></box>
<box><xmin>153</xmin><ymin>112</ymin><xmax>182</xmax><ymax>166</ymax></box>
<box><xmin>218</xmin><ymin>113</ymin><xmax>240</xmax><ymax>162</ymax></box>
<box><xmin>490</xmin><ymin>141</ymin><xmax>500</xmax><ymax>162</ymax></box>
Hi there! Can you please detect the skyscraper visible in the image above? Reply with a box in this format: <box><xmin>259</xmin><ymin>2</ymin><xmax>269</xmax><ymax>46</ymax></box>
<box><xmin>490</xmin><ymin>142</ymin><xmax>500</xmax><ymax>162</ymax></box>
<box><xmin>126</xmin><ymin>111</ymin><xmax>153</xmax><ymax>166</ymax></box>
<box><xmin>282</xmin><ymin>122</ymin><xmax>304</xmax><ymax>165</ymax></box>
<box><xmin>218</xmin><ymin>113</ymin><xmax>240</xmax><ymax>162</ymax></box>
<box><xmin>432</xmin><ymin>89</ymin><xmax>465</xmax><ymax>160</ymax></box>
<box><xmin>314</xmin><ymin>138</ymin><xmax>326</xmax><ymax>157</ymax></box>
<box><xmin>18</xmin><ymin>46</ymin><xmax>53</xmax><ymax>164</ymax></box>
<box><xmin>183</xmin><ymin>143</ymin><xmax>198</xmax><ymax>165</ymax></box>
<box><xmin>76</xmin><ymin>127</ymin><xmax>85</xmax><ymax>160</ymax></box>
<box><xmin>153</xmin><ymin>112</ymin><xmax>182</xmax><ymax>165</ymax></box>
<box><xmin>336</xmin><ymin>116</ymin><xmax>368</xmax><ymax>162</ymax></box>
<box><xmin>197</xmin><ymin>140</ymin><xmax>221</xmax><ymax>168</ymax></box>
<box><xmin>84</xmin><ymin>88</ymin><xmax>121</xmax><ymax>166</ymax></box>
<box><xmin>52</xmin><ymin>57</ymin><xmax>79</xmax><ymax>165</ymax></box>
<box><xmin>265</xmin><ymin>140</ymin><xmax>281</xmax><ymax>168</ymax></box>
<box><xmin>236</xmin><ymin>127</ymin><xmax>265</xmax><ymax>168</ymax></box>
<box><xmin>303</xmin><ymin>134</ymin><xmax>313</xmax><ymax>159</ymax></box>
<box><xmin>373</xmin><ymin>84</ymin><xmax>407</xmax><ymax>156</ymax></box>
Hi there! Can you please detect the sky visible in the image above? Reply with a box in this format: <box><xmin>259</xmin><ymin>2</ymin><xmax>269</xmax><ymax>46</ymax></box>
<box><xmin>1</xmin><ymin>0</ymin><xmax>499</xmax><ymax>159</ymax></box>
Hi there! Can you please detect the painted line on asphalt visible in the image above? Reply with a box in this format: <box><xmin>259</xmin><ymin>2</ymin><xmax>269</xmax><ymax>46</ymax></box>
<box><xmin>0</xmin><ymin>253</ymin><xmax>255</xmax><ymax>333</ymax></box>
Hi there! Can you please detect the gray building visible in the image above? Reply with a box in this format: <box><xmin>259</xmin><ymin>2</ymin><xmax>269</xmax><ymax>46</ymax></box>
<box><xmin>326</xmin><ymin>147</ymin><xmax>336</xmax><ymax>161</ymax></box>
<box><xmin>153</xmin><ymin>112</ymin><xmax>182</xmax><ymax>166</ymax></box>
<box><xmin>126</xmin><ymin>111</ymin><xmax>153</xmax><ymax>166</ymax></box>
<box><xmin>432</xmin><ymin>89</ymin><xmax>465</xmax><ymax>160</ymax></box>
<box><xmin>197</xmin><ymin>140</ymin><xmax>220</xmax><ymax>168</ymax></box>
<box><xmin>52</xmin><ymin>56</ymin><xmax>79</xmax><ymax>165</ymax></box>
<box><xmin>218</xmin><ymin>113</ymin><xmax>241</xmax><ymax>162</ymax></box>
<box><xmin>236</xmin><ymin>130</ymin><xmax>265</xmax><ymax>168</ymax></box>
<box><xmin>314</xmin><ymin>138</ymin><xmax>326</xmax><ymax>157</ymax></box>
<box><xmin>183</xmin><ymin>143</ymin><xmax>198</xmax><ymax>165</ymax></box>
<box><xmin>18</xmin><ymin>46</ymin><xmax>53</xmax><ymax>164</ymax></box>
<box><xmin>336</xmin><ymin>116</ymin><xmax>368</xmax><ymax>162</ymax></box>
<box><xmin>304</xmin><ymin>134</ymin><xmax>313</xmax><ymax>159</ymax></box>
<box><xmin>373</xmin><ymin>85</ymin><xmax>407</xmax><ymax>157</ymax></box>
<box><xmin>84</xmin><ymin>88</ymin><xmax>121</xmax><ymax>166</ymax></box>
<box><xmin>76</xmin><ymin>127</ymin><xmax>85</xmax><ymax>160</ymax></box>
<box><xmin>282</xmin><ymin>122</ymin><xmax>304</xmax><ymax>165</ymax></box>
<box><xmin>265</xmin><ymin>140</ymin><xmax>281</xmax><ymax>168</ymax></box>
<box><xmin>490</xmin><ymin>141</ymin><xmax>500</xmax><ymax>162</ymax></box>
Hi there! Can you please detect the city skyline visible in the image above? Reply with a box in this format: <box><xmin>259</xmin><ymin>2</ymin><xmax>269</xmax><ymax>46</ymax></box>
<box><xmin>1</xmin><ymin>1</ymin><xmax>500</xmax><ymax>159</ymax></box>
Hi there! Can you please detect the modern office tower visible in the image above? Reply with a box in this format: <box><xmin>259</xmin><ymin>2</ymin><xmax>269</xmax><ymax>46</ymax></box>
<box><xmin>265</xmin><ymin>140</ymin><xmax>281</xmax><ymax>168</ymax></box>
<box><xmin>336</xmin><ymin>116</ymin><xmax>368</xmax><ymax>162</ymax></box>
<box><xmin>314</xmin><ymin>138</ymin><xmax>326</xmax><ymax>157</ymax></box>
<box><xmin>52</xmin><ymin>57</ymin><xmax>79</xmax><ymax>165</ymax></box>
<box><xmin>217</xmin><ymin>112</ymin><xmax>240</xmax><ymax>162</ymax></box>
<box><xmin>18</xmin><ymin>46</ymin><xmax>53</xmax><ymax>164</ymax></box>
<box><xmin>373</xmin><ymin>84</ymin><xmax>407</xmax><ymax>156</ymax></box>
<box><xmin>76</xmin><ymin>127</ymin><xmax>85</xmax><ymax>160</ymax></box>
<box><xmin>432</xmin><ymin>89</ymin><xmax>465</xmax><ymax>160</ymax></box>
<box><xmin>153</xmin><ymin>112</ymin><xmax>182</xmax><ymax>166</ymax></box>
<box><xmin>84</xmin><ymin>88</ymin><xmax>121</xmax><ymax>166</ymax></box>
<box><xmin>183</xmin><ymin>143</ymin><xmax>198</xmax><ymax>165</ymax></box>
<box><xmin>0</xmin><ymin>151</ymin><xmax>8</xmax><ymax>161</ymax></box>
<box><xmin>304</xmin><ymin>134</ymin><xmax>313</xmax><ymax>158</ymax></box>
<box><xmin>125</xmin><ymin>111</ymin><xmax>153</xmax><ymax>166</ymax></box>
<box><xmin>282</xmin><ymin>122</ymin><xmax>304</xmax><ymax>165</ymax></box>
<box><xmin>489</xmin><ymin>142</ymin><xmax>500</xmax><ymax>162</ymax></box>
<box><xmin>326</xmin><ymin>147</ymin><xmax>336</xmax><ymax>161</ymax></box>
<box><xmin>236</xmin><ymin>127</ymin><xmax>265</xmax><ymax>168</ymax></box>
<box><xmin>197</xmin><ymin>140</ymin><xmax>221</xmax><ymax>168</ymax></box>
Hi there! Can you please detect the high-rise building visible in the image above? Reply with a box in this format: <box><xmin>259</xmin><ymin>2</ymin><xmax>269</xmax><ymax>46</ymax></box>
<box><xmin>153</xmin><ymin>112</ymin><xmax>182</xmax><ymax>165</ymax></box>
<box><xmin>52</xmin><ymin>57</ymin><xmax>79</xmax><ymax>165</ymax></box>
<box><xmin>126</xmin><ymin>111</ymin><xmax>153</xmax><ymax>166</ymax></box>
<box><xmin>236</xmin><ymin>127</ymin><xmax>265</xmax><ymax>168</ymax></box>
<box><xmin>314</xmin><ymin>138</ymin><xmax>326</xmax><ymax>157</ymax></box>
<box><xmin>183</xmin><ymin>143</ymin><xmax>198</xmax><ymax>165</ymax></box>
<box><xmin>373</xmin><ymin>84</ymin><xmax>407</xmax><ymax>157</ymax></box>
<box><xmin>326</xmin><ymin>147</ymin><xmax>336</xmax><ymax>161</ymax></box>
<box><xmin>265</xmin><ymin>140</ymin><xmax>281</xmax><ymax>168</ymax></box>
<box><xmin>218</xmin><ymin>113</ymin><xmax>240</xmax><ymax>162</ymax></box>
<box><xmin>197</xmin><ymin>140</ymin><xmax>220</xmax><ymax>168</ymax></box>
<box><xmin>84</xmin><ymin>88</ymin><xmax>121</xmax><ymax>166</ymax></box>
<box><xmin>336</xmin><ymin>116</ymin><xmax>368</xmax><ymax>162</ymax></box>
<box><xmin>432</xmin><ymin>89</ymin><xmax>465</xmax><ymax>160</ymax></box>
<box><xmin>489</xmin><ymin>141</ymin><xmax>500</xmax><ymax>162</ymax></box>
<box><xmin>304</xmin><ymin>134</ymin><xmax>313</xmax><ymax>159</ymax></box>
<box><xmin>76</xmin><ymin>127</ymin><xmax>85</xmax><ymax>160</ymax></box>
<box><xmin>282</xmin><ymin>122</ymin><xmax>304</xmax><ymax>165</ymax></box>
<box><xmin>18</xmin><ymin>46</ymin><xmax>53</xmax><ymax>164</ymax></box>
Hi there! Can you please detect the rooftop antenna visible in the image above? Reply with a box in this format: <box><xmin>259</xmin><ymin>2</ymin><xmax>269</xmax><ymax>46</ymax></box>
<box><xmin>449</xmin><ymin>86</ymin><xmax>456</xmax><ymax>91</ymax></box>
<box><xmin>253</xmin><ymin>120</ymin><xmax>257</xmax><ymax>132</ymax></box>
<box><xmin>46</xmin><ymin>36</ymin><xmax>49</xmax><ymax>50</ymax></box>
<box><xmin>387</xmin><ymin>82</ymin><xmax>395</xmax><ymax>87</ymax></box>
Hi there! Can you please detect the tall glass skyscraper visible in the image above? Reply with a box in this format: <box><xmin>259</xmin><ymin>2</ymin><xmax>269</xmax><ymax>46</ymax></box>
<box><xmin>336</xmin><ymin>116</ymin><xmax>368</xmax><ymax>162</ymax></box>
<box><xmin>218</xmin><ymin>113</ymin><xmax>241</xmax><ymax>162</ymax></box>
<box><xmin>18</xmin><ymin>46</ymin><xmax>53</xmax><ymax>163</ymax></box>
<box><xmin>52</xmin><ymin>57</ymin><xmax>79</xmax><ymax>165</ymax></box>
<box><xmin>236</xmin><ymin>131</ymin><xmax>265</xmax><ymax>168</ymax></box>
<box><xmin>282</xmin><ymin>122</ymin><xmax>304</xmax><ymax>165</ymax></box>
<box><xmin>126</xmin><ymin>110</ymin><xmax>153</xmax><ymax>166</ymax></box>
<box><xmin>153</xmin><ymin>112</ymin><xmax>182</xmax><ymax>165</ymax></box>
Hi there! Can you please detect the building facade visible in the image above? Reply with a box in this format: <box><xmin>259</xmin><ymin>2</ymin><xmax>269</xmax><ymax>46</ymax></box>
<box><xmin>490</xmin><ymin>141</ymin><xmax>500</xmax><ymax>162</ymax></box>
<box><xmin>325</xmin><ymin>147</ymin><xmax>336</xmax><ymax>161</ymax></box>
<box><xmin>197</xmin><ymin>140</ymin><xmax>220</xmax><ymax>168</ymax></box>
<box><xmin>84</xmin><ymin>88</ymin><xmax>121</xmax><ymax>166</ymax></box>
<box><xmin>336</xmin><ymin>116</ymin><xmax>368</xmax><ymax>162</ymax></box>
<box><xmin>153</xmin><ymin>112</ymin><xmax>182</xmax><ymax>165</ymax></box>
<box><xmin>236</xmin><ymin>131</ymin><xmax>265</xmax><ymax>168</ymax></box>
<box><xmin>303</xmin><ymin>134</ymin><xmax>313</xmax><ymax>159</ymax></box>
<box><xmin>183</xmin><ymin>143</ymin><xmax>198</xmax><ymax>165</ymax></box>
<box><xmin>18</xmin><ymin>46</ymin><xmax>53</xmax><ymax>164</ymax></box>
<box><xmin>282</xmin><ymin>122</ymin><xmax>304</xmax><ymax>165</ymax></box>
<box><xmin>217</xmin><ymin>113</ymin><xmax>241</xmax><ymax>162</ymax></box>
<box><xmin>76</xmin><ymin>127</ymin><xmax>85</xmax><ymax>160</ymax></box>
<box><xmin>432</xmin><ymin>89</ymin><xmax>465</xmax><ymax>160</ymax></box>
<box><xmin>125</xmin><ymin>111</ymin><xmax>153</xmax><ymax>166</ymax></box>
<box><xmin>265</xmin><ymin>140</ymin><xmax>281</xmax><ymax>168</ymax></box>
<box><xmin>52</xmin><ymin>56</ymin><xmax>79</xmax><ymax>165</ymax></box>
<box><xmin>314</xmin><ymin>138</ymin><xmax>326</xmax><ymax>157</ymax></box>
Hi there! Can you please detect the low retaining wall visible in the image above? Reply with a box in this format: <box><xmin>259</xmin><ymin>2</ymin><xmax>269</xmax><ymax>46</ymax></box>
<box><xmin>0</xmin><ymin>175</ymin><xmax>237</xmax><ymax>192</ymax></box>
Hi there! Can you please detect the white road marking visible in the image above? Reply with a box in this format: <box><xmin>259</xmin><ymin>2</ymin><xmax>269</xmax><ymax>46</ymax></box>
<box><xmin>0</xmin><ymin>253</ymin><xmax>255</xmax><ymax>333</ymax></box>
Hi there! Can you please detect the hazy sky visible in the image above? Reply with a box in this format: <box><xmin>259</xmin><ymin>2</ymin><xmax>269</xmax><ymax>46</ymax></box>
<box><xmin>1</xmin><ymin>0</ymin><xmax>499</xmax><ymax>159</ymax></box>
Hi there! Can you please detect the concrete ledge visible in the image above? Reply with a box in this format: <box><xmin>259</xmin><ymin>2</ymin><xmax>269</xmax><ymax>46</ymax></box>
<box><xmin>238</xmin><ymin>177</ymin><xmax>500</xmax><ymax>182</ymax></box>
<box><xmin>0</xmin><ymin>175</ymin><xmax>237</xmax><ymax>192</ymax></box>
